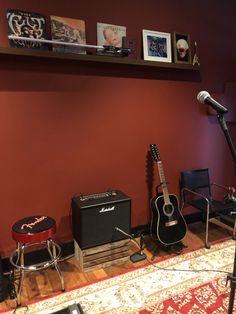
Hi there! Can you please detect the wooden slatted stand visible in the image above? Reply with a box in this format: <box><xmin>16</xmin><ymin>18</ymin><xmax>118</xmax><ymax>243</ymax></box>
<box><xmin>74</xmin><ymin>239</ymin><xmax>131</xmax><ymax>272</ymax></box>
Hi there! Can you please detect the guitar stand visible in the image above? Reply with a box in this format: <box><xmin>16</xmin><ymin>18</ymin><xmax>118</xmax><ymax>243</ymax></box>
<box><xmin>151</xmin><ymin>242</ymin><xmax>160</xmax><ymax>261</ymax></box>
<box><xmin>168</xmin><ymin>241</ymin><xmax>187</xmax><ymax>255</ymax></box>
<box><xmin>151</xmin><ymin>239</ymin><xmax>187</xmax><ymax>261</ymax></box>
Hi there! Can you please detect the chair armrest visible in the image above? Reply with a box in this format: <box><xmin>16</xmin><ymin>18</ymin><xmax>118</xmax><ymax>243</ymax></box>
<box><xmin>181</xmin><ymin>187</ymin><xmax>210</xmax><ymax>205</ymax></box>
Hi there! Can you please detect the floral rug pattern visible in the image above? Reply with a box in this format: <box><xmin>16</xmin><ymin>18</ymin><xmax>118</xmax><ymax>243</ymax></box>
<box><xmin>3</xmin><ymin>239</ymin><xmax>236</xmax><ymax>313</ymax></box>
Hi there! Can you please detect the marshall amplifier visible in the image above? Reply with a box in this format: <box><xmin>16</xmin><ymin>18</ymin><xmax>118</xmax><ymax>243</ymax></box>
<box><xmin>71</xmin><ymin>190</ymin><xmax>131</xmax><ymax>249</ymax></box>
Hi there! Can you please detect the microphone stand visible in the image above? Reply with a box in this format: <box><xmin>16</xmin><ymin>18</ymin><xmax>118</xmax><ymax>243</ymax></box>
<box><xmin>217</xmin><ymin>114</ymin><xmax>236</xmax><ymax>165</ymax></box>
<box><xmin>115</xmin><ymin>227</ymin><xmax>146</xmax><ymax>263</ymax></box>
<box><xmin>130</xmin><ymin>233</ymin><xmax>147</xmax><ymax>263</ymax></box>
<box><xmin>216</xmin><ymin>113</ymin><xmax>236</xmax><ymax>314</ymax></box>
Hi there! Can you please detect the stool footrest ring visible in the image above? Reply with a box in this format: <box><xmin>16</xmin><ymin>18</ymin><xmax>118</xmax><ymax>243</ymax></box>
<box><xmin>10</xmin><ymin>240</ymin><xmax>61</xmax><ymax>271</ymax></box>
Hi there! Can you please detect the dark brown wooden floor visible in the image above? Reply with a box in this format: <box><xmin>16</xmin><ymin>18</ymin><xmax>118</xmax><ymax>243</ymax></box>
<box><xmin>0</xmin><ymin>219</ymin><xmax>234</xmax><ymax>312</ymax></box>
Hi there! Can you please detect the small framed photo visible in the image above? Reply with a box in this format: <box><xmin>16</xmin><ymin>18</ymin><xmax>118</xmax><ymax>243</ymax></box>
<box><xmin>97</xmin><ymin>22</ymin><xmax>126</xmax><ymax>48</ymax></box>
<box><xmin>142</xmin><ymin>29</ymin><xmax>172</xmax><ymax>63</ymax></box>
<box><xmin>172</xmin><ymin>32</ymin><xmax>191</xmax><ymax>63</ymax></box>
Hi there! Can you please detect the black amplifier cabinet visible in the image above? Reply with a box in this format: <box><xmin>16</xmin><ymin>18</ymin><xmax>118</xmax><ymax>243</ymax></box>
<box><xmin>0</xmin><ymin>256</ymin><xmax>3</xmax><ymax>302</ymax></box>
<box><xmin>71</xmin><ymin>190</ymin><xmax>131</xmax><ymax>249</ymax></box>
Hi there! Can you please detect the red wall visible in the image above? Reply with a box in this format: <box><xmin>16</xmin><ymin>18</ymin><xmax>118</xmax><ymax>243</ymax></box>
<box><xmin>0</xmin><ymin>0</ymin><xmax>236</xmax><ymax>256</ymax></box>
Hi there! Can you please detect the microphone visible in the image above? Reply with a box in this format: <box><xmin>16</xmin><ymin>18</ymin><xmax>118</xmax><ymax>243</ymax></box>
<box><xmin>197</xmin><ymin>91</ymin><xmax>228</xmax><ymax>114</ymax></box>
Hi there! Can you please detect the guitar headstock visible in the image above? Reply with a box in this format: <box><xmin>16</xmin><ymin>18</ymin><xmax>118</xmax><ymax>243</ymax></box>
<box><xmin>150</xmin><ymin>144</ymin><xmax>161</xmax><ymax>161</ymax></box>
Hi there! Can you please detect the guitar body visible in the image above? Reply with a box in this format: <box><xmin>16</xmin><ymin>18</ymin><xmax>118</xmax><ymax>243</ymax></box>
<box><xmin>151</xmin><ymin>193</ymin><xmax>187</xmax><ymax>245</ymax></box>
<box><xmin>149</xmin><ymin>144</ymin><xmax>188</xmax><ymax>246</ymax></box>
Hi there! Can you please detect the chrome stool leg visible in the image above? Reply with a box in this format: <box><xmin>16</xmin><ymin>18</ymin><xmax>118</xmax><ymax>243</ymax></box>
<box><xmin>47</xmin><ymin>239</ymin><xmax>54</xmax><ymax>261</ymax></box>
<box><xmin>11</xmin><ymin>243</ymin><xmax>25</xmax><ymax>306</ymax></box>
<box><xmin>17</xmin><ymin>244</ymin><xmax>25</xmax><ymax>306</ymax></box>
<box><xmin>47</xmin><ymin>239</ymin><xmax>65</xmax><ymax>291</ymax></box>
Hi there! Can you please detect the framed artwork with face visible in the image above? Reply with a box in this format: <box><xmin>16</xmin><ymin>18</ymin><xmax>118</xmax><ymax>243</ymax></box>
<box><xmin>172</xmin><ymin>33</ymin><xmax>191</xmax><ymax>64</ymax></box>
<box><xmin>97</xmin><ymin>22</ymin><xmax>126</xmax><ymax>51</ymax></box>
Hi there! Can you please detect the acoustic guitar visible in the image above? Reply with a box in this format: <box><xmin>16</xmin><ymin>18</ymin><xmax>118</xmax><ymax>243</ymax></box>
<box><xmin>150</xmin><ymin>144</ymin><xmax>187</xmax><ymax>245</ymax></box>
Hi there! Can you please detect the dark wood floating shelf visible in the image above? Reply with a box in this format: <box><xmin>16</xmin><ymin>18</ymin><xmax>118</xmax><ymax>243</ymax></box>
<box><xmin>0</xmin><ymin>46</ymin><xmax>200</xmax><ymax>71</ymax></box>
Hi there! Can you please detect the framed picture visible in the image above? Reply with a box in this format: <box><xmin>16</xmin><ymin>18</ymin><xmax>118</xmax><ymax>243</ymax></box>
<box><xmin>172</xmin><ymin>32</ymin><xmax>191</xmax><ymax>63</ymax></box>
<box><xmin>97</xmin><ymin>22</ymin><xmax>126</xmax><ymax>49</ymax></box>
<box><xmin>142</xmin><ymin>29</ymin><xmax>172</xmax><ymax>63</ymax></box>
<box><xmin>6</xmin><ymin>9</ymin><xmax>47</xmax><ymax>50</ymax></box>
<box><xmin>50</xmin><ymin>16</ymin><xmax>86</xmax><ymax>54</ymax></box>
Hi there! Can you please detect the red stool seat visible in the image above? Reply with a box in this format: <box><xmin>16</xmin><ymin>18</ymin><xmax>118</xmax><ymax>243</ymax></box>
<box><xmin>12</xmin><ymin>215</ymin><xmax>56</xmax><ymax>243</ymax></box>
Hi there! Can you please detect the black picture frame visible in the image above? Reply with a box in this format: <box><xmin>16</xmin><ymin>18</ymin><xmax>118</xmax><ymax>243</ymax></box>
<box><xmin>172</xmin><ymin>32</ymin><xmax>191</xmax><ymax>64</ymax></box>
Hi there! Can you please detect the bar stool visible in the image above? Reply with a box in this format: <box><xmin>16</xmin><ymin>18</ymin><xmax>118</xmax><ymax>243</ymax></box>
<box><xmin>10</xmin><ymin>215</ymin><xmax>65</xmax><ymax>306</ymax></box>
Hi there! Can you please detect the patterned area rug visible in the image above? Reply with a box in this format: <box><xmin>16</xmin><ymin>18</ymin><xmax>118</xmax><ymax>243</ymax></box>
<box><xmin>3</xmin><ymin>239</ymin><xmax>236</xmax><ymax>313</ymax></box>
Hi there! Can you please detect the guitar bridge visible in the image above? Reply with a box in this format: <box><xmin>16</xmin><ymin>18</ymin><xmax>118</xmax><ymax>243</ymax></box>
<box><xmin>165</xmin><ymin>220</ymin><xmax>178</xmax><ymax>227</ymax></box>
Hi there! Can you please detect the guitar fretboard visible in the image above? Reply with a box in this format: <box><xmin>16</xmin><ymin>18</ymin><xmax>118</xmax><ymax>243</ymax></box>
<box><xmin>157</xmin><ymin>160</ymin><xmax>171</xmax><ymax>205</ymax></box>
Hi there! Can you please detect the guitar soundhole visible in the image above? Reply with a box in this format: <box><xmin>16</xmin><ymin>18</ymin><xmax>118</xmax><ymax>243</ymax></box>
<box><xmin>163</xmin><ymin>204</ymin><xmax>174</xmax><ymax>217</ymax></box>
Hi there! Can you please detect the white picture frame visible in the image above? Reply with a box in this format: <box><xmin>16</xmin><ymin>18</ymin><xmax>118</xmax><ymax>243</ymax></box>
<box><xmin>142</xmin><ymin>29</ymin><xmax>172</xmax><ymax>63</ymax></box>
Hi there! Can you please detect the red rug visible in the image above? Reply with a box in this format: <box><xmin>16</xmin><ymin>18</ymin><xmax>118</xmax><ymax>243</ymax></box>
<box><xmin>140</xmin><ymin>276</ymin><xmax>230</xmax><ymax>313</ymax></box>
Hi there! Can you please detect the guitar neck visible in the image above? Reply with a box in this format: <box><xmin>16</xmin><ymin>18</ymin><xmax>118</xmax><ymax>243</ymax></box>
<box><xmin>157</xmin><ymin>161</ymin><xmax>170</xmax><ymax>204</ymax></box>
